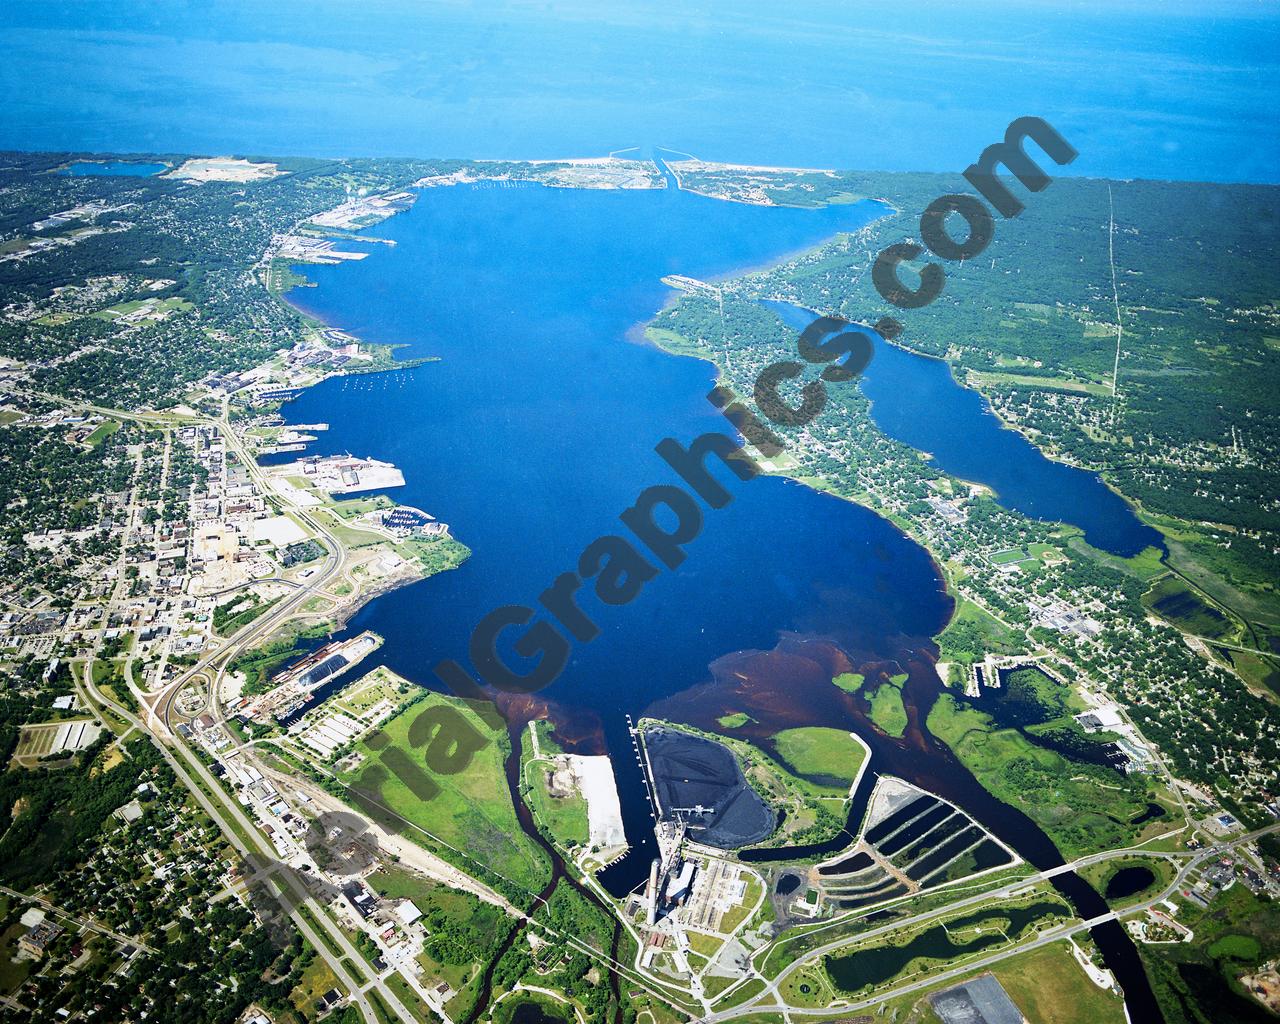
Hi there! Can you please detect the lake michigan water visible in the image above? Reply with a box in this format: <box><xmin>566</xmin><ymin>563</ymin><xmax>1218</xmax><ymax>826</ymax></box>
<box><xmin>2</xmin><ymin>1</ymin><xmax>1276</xmax><ymax>183</ymax></box>
<box><xmin>56</xmin><ymin>160</ymin><xmax>168</xmax><ymax>177</ymax></box>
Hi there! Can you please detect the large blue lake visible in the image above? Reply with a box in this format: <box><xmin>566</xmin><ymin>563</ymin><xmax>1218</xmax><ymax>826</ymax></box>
<box><xmin>275</xmin><ymin>181</ymin><xmax>1166</xmax><ymax>1017</ymax></box>
<box><xmin>273</xmin><ymin>178</ymin><xmax>1156</xmax><ymax>886</ymax></box>
<box><xmin>278</xmin><ymin>181</ymin><xmax>951</xmax><ymax>879</ymax></box>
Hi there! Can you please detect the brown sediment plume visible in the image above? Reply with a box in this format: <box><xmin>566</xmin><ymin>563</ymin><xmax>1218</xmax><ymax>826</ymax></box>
<box><xmin>643</xmin><ymin>631</ymin><xmax>944</xmax><ymax>755</ymax></box>
<box><xmin>492</xmin><ymin>690</ymin><xmax>608</xmax><ymax>755</ymax></box>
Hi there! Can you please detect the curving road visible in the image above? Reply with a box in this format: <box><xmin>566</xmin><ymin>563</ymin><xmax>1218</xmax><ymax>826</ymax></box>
<box><xmin>707</xmin><ymin>823</ymin><xmax>1280</xmax><ymax>1022</ymax></box>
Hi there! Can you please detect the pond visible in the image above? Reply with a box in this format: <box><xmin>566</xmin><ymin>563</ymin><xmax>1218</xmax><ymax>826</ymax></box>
<box><xmin>826</xmin><ymin>899</ymin><xmax>1065</xmax><ymax>992</ymax></box>
<box><xmin>509</xmin><ymin>1002</ymin><xmax>570</xmax><ymax>1024</ymax></box>
<box><xmin>775</xmin><ymin>873</ymin><xmax>802</xmax><ymax>895</ymax></box>
<box><xmin>1105</xmin><ymin>865</ymin><xmax>1156</xmax><ymax>902</ymax></box>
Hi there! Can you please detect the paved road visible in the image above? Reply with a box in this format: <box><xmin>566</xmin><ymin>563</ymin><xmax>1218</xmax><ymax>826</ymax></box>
<box><xmin>35</xmin><ymin>387</ymin><xmax>1273</xmax><ymax>1024</ymax></box>
<box><xmin>710</xmin><ymin>823</ymin><xmax>1280</xmax><ymax>1022</ymax></box>
<box><xmin>0</xmin><ymin>883</ymin><xmax>158</xmax><ymax>955</ymax></box>
<box><xmin>200</xmin><ymin>576</ymin><xmax>304</xmax><ymax>597</ymax></box>
<box><xmin>78</xmin><ymin>667</ymin><xmax>398</xmax><ymax>1024</ymax></box>
<box><xmin>45</xmin><ymin>398</ymin><xmax>396</xmax><ymax>1024</ymax></box>
<box><xmin>716</xmin><ymin>912</ymin><xmax>1120</xmax><ymax>1022</ymax></box>
<box><xmin>151</xmin><ymin>403</ymin><xmax>347</xmax><ymax>731</ymax></box>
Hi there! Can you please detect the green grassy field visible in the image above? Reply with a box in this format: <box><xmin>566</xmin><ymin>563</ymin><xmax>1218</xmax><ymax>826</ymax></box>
<box><xmin>344</xmin><ymin>692</ymin><xmax>550</xmax><ymax>893</ymax></box>
<box><xmin>989</xmin><ymin>940</ymin><xmax>1127</xmax><ymax>1024</ymax></box>
<box><xmin>644</xmin><ymin>325</ymin><xmax>710</xmax><ymax>359</ymax></box>
<box><xmin>969</xmin><ymin>369</ymin><xmax>1112</xmax><ymax>397</ymax></box>
<box><xmin>771</xmin><ymin>727</ymin><xmax>866</xmax><ymax>787</ymax></box>
<box><xmin>396</xmin><ymin>534</ymin><xmax>471</xmax><ymax>575</ymax></box>
<box><xmin>0</xmin><ymin>923</ymin><xmax>33</xmax><ymax>994</ymax></box>
<box><xmin>85</xmin><ymin>418</ymin><xmax>122</xmax><ymax>447</ymax></box>
<box><xmin>385</xmin><ymin>972</ymin><xmax>437</xmax><ymax>1024</ymax></box>
<box><xmin>1219</xmin><ymin>646</ymin><xmax>1280</xmax><ymax>700</ymax></box>
<box><xmin>833</xmin><ymin>669</ymin><xmax>910</xmax><ymax>738</ymax></box>
<box><xmin>523</xmin><ymin>758</ymin><xmax>589</xmax><ymax>851</ymax></box>
<box><xmin>214</xmin><ymin>594</ymin><xmax>281</xmax><ymax>637</ymax></box>
<box><xmin>290</xmin><ymin>955</ymin><xmax>341</xmax><ymax>1015</ymax></box>
<box><xmin>867</xmin><ymin>679</ymin><xmax>909</xmax><ymax>738</ymax></box>
<box><xmin>777</xmin><ymin>961</ymin><xmax>834</xmax><ymax>1008</ymax></box>
<box><xmin>832</xmin><ymin>672</ymin><xmax>865</xmax><ymax>693</ymax></box>
<box><xmin>1158</xmin><ymin>519</ymin><xmax>1280</xmax><ymax>631</ymax></box>
<box><xmin>935</xmin><ymin>596</ymin><xmax>1024</xmax><ymax>667</ymax></box>
<box><xmin>332</xmin><ymin>666</ymin><xmax>414</xmax><ymax>717</ymax></box>
<box><xmin>687</xmin><ymin>931</ymin><xmax>724</xmax><ymax>957</ymax></box>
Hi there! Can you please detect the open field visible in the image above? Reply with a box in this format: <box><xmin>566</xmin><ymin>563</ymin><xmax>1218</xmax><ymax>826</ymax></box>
<box><xmin>867</xmin><ymin>678</ymin><xmax>909</xmax><ymax>738</ymax></box>
<box><xmin>832</xmin><ymin>672</ymin><xmax>864</xmax><ymax>692</ymax></box>
<box><xmin>331</xmin><ymin>665</ymin><xmax>415</xmax><ymax>717</ymax></box>
<box><xmin>992</xmin><ymin>941</ymin><xmax>1126</xmax><ymax>1023</ymax></box>
<box><xmin>290</xmin><ymin>955</ymin><xmax>341</xmax><ymax>1015</ymax></box>
<box><xmin>0</xmin><ymin>922</ymin><xmax>33</xmax><ymax>994</ymax></box>
<box><xmin>771</xmin><ymin>727</ymin><xmax>866</xmax><ymax>787</ymax></box>
<box><xmin>935</xmin><ymin>596</ymin><xmax>1024</xmax><ymax>669</ymax></box>
<box><xmin>1142</xmin><ymin>573</ymin><xmax>1237</xmax><ymax>640</ymax></box>
<box><xmin>523</xmin><ymin>756</ymin><xmax>589</xmax><ymax>850</ymax></box>
<box><xmin>1218</xmin><ymin>645</ymin><xmax>1280</xmax><ymax>700</ymax></box>
<box><xmin>13</xmin><ymin>722</ymin><xmax>62</xmax><ymax>759</ymax></box>
<box><xmin>830</xmin><ymin>669</ymin><xmax>909</xmax><ymax>737</ymax></box>
<box><xmin>342</xmin><ymin>691</ymin><xmax>550</xmax><ymax>892</ymax></box>
<box><xmin>85</xmin><ymin>418</ymin><xmax>121</xmax><ymax>446</ymax></box>
<box><xmin>968</xmin><ymin>369</ymin><xmax>1112</xmax><ymax>396</ymax></box>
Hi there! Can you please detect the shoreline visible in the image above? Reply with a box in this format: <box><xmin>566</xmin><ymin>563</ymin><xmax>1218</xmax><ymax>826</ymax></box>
<box><xmin>636</xmin><ymin>307</ymin><xmax>960</xmax><ymax>645</ymax></box>
<box><xmin>257</xmin><ymin>169</ymin><xmax>1162</xmax><ymax>701</ymax></box>
<box><xmin>624</xmin><ymin>204</ymin><xmax>897</xmax><ymax>352</ymax></box>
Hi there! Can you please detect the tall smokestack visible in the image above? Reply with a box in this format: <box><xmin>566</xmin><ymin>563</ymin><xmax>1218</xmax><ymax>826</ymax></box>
<box><xmin>646</xmin><ymin>858</ymin><xmax>660</xmax><ymax>926</ymax></box>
